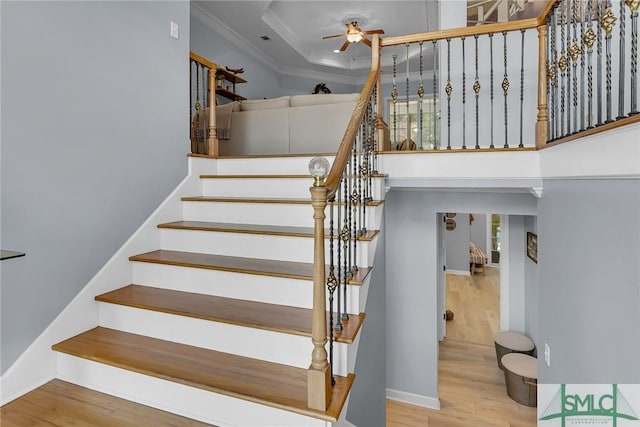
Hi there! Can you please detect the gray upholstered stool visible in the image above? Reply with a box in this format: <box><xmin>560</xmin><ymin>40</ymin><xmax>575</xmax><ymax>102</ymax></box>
<box><xmin>501</xmin><ymin>353</ymin><xmax>537</xmax><ymax>407</ymax></box>
<box><xmin>494</xmin><ymin>331</ymin><xmax>535</xmax><ymax>370</ymax></box>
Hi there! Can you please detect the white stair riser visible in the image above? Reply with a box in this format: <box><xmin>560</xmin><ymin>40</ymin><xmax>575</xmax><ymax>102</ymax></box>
<box><xmin>131</xmin><ymin>262</ymin><xmax>365</xmax><ymax>313</ymax></box>
<box><xmin>214</xmin><ymin>156</ymin><xmax>336</xmax><ymax>175</ymax></box>
<box><xmin>98</xmin><ymin>303</ymin><xmax>350</xmax><ymax>376</ymax></box>
<box><xmin>201</xmin><ymin>178</ymin><xmax>385</xmax><ymax>200</ymax></box>
<box><xmin>56</xmin><ymin>354</ymin><xmax>330</xmax><ymax>427</ymax></box>
<box><xmin>160</xmin><ymin>228</ymin><xmax>373</xmax><ymax>267</ymax></box>
<box><xmin>183</xmin><ymin>201</ymin><xmax>382</xmax><ymax>229</ymax></box>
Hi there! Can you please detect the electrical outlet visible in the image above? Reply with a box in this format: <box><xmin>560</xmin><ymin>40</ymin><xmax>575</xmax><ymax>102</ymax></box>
<box><xmin>544</xmin><ymin>342</ymin><xmax>551</xmax><ymax>367</ymax></box>
<box><xmin>170</xmin><ymin>21</ymin><xmax>179</xmax><ymax>39</ymax></box>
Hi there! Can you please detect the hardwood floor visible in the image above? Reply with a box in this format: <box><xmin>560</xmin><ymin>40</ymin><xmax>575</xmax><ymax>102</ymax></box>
<box><xmin>387</xmin><ymin>267</ymin><xmax>536</xmax><ymax>427</ymax></box>
<box><xmin>445</xmin><ymin>266</ymin><xmax>500</xmax><ymax>346</ymax></box>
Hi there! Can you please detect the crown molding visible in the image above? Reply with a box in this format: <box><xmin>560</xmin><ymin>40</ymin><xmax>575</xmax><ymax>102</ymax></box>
<box><xmin>190</xmin><ymin>2</ymin><xmax>281</xmax><ymax>73</ymax></box>
<box><xmin>279</xmin><ymin>65</ymin><xmax>358</xmax><ymax>86</ymax></box>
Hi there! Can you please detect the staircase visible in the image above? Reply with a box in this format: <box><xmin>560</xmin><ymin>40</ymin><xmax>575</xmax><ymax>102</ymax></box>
<box><xmin>3</xmin><ymin>155</ymin><xmax>385</xmax><ymax>426</ymax></box>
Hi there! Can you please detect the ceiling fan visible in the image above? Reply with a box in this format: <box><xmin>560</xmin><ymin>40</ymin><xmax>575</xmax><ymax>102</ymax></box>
<box><xmin>322</xmin><ymin>21</ymin><xmax>384</xmax><ymax>52</ymax></box>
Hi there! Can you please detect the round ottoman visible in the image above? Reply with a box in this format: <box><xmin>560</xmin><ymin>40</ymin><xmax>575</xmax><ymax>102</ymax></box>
<box><xmin>501</xmin><ymin>353</ymin><xmax>537</xmax><ymax>407</ymax></box>
<box><xmin>494</xmin><ymin>331</ymin><xmax>535</xmax><ymax>370</ymax></box>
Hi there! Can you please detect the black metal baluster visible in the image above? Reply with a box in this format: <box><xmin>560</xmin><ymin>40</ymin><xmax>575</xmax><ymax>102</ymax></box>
<box><xmin>602</xmin><ymin>1</ymin><xmax>617</xmax><ymax>123</ymax></box>
<box><xmin>570</xmin><ymin>0</ymin><xmax>579</xmax><ymax>133</ymax></box>
<box><xmin>630</xmin><ymin>0</ymin><xmax>639</xmax><ymax>115</ymax></box>
<box><xmin>405</xmin><ymin>44</ymin><xmax>410</xmax><ymax>150</ymax></box>
<box><xmin>462</xmin><ymin>36</ymin><xmax>467</xmax><ymax>149</ymax></box>
<box><xmin>560</xmin><ymin>1</ymin><xmax>568</xmax><ymax>136</ymax></box>
<box><xmin>490</xmin><ymin>33</ymin><xmax>495</xmax><ymax>148</ymax></box>
<box><xmin>433</xmin><ymin>40</ymin><xmax>438</xmax><ymax>149</ymax></box>
<box><xmin>549</xmin><ymin>11</ymin><xmax>558</xmax><ymax>139</ymax></box>
<box><xmin>597</xmin><ymin>0</ymin><xmax>604</xmax><ymax>124</ymax></box>
<box><xmin>618</xmin><ymin>0</ymin><xmax>627</xmax><ymax>119</ymax></box>
<box><xmin>392</xmin><ymin>53</ymin><xmax>398</xmax><ymax>146</ymax></box>
<box><xmin>446</xmin><ymin>38</ymin><xmax>452</xmax><ymax>150</ymax></box>
<box><xmin>566</xmin><ymin>0</ymin><xmax>573</xmax><ymax>134</ymax></box>
<box><xmin>326</xmin><ymin>198</ymin><xmax>337</xmax><ymax>386</ymax></box>
<box><xmin>201</xmin><ymin>64</ymin><xmax>208</xmax><ymax>154</ymax></box>
<box><xmin>502</xmin><ymin>31</ymin><xmax>510</xmax><ymax>148</ymax></box>
<box><xmin>418</xmin><ymin>42</ymin><xmax>424</xmax><ymax>149</ymax></box>
<box><xmin>579</xmin><ymin>0</ymin><xmax>586</xmax><ymax>131</ymax></box>
<box><xmin>519</xmin><ymin>29</ymin><xmax>525</xmax><ymax>148</ymax></box>
<box><xmin>474</xmin><ymin>35</ymin><xmax>481</xmax><ymax>149</ymax></box>
<box><xmin>335</xmin><ymin>183</ymin><xmax>343</xmax><ymax>332</ymax></box>
<box><xmin>585</xmin><ymin>0</ymin><xmax>596</xmax><ymax>128</ymax></box>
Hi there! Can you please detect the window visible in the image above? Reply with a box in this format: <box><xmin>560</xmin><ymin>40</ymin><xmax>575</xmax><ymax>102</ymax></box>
<box><xmin>388</xmin><ymin>97</ymin><xmax>440</xmax><ymax>150</ymax></box>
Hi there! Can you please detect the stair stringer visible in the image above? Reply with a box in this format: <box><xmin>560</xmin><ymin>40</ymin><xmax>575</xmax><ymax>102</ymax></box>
<box><xmin>0</xmin><ymin>157</ymin><xmax>213</xmax><ymax>406</ymax></box>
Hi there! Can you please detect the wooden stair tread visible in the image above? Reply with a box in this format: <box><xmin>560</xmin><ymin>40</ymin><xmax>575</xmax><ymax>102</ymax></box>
<box><xmin>96</xmin><ymin>285</ymin><xmax>365</xmax><ymax>343</ymax></box>
<box><xmin>181</xmin><ymin>196</ymin><xmax>384</xmax><ymax>206</ymax></box>
<box><xmin>52</xmin><ymin>327</ymin><xmax>354</xmax><ymax>422</ymax></box>
<box><xmin>158</xmin><ymin>221</ymin><xmax>379</xmax><ymax>241</ymax></box>
<box><xmin>199</xmin><ymin>173</ymin><xmax>387</xmax><ymax>179</ymax></box>
<box><xmin>129</xmin><ymin>249</ymin><xmax>371</xmax><ymax>285</ymax></box>
<box><xmin>0</xmin><ymin>379</ymin><xmax>213</xmax><ymax>426</ymax></box>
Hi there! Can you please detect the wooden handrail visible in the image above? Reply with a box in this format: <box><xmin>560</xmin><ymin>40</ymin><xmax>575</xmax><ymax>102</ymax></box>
<box><xmin>326</xmin><ymin>35</ymin><xmax>380</xmax><ymax>199</ymax></box>
<box><xmin>190</xmin><ymin>51</ymin><xmax>216</xmax><ymax>71</ymax></box>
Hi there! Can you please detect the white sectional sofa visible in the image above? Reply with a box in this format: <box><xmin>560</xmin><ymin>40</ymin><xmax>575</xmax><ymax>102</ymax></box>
<box><xmin>218</xmin><ymin>93</ymin><xmax>360</xmax><ymax>156</ymax></box>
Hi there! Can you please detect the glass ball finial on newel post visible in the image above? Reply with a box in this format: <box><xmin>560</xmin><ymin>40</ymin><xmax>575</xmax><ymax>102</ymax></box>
<box><xmin>309</xmin><ymin>157</ymin><xmax>330</xmax><ymax>187</ymax></box>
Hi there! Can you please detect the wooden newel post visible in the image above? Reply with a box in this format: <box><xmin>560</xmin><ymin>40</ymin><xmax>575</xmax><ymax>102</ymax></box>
<box><xmin>307</xmin><ymin>183</ymin><xmax>331</xmax><ymax>411</ymax></box>
<box><xmin>207</xmin><ymin>68</ymin><xmax>219</xmax><ymax>157</ymax></box>
<box><xmin>536</xmin><ymin>24</ymin><xmax>549</xmax><ymax>149</ymax></box>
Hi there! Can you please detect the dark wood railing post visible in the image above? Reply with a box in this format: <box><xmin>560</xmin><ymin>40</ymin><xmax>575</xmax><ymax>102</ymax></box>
<box><xmin>536</xmin><ymin>24</ymin><xmax>549</xmax><ymax>149</ymax></box>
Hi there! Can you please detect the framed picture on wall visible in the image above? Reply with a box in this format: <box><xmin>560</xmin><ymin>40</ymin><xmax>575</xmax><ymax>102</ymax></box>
<box><xmin>526</xmin><ymin>232</ymin><xmax>537</xmax><ymax>263</ymax></box>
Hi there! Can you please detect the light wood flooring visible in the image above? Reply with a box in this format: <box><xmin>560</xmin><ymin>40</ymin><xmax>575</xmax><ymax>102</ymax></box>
<box><xmin>445</xmin><ymin>266</ymin><xmax>501</xmax><ymax>346</ymax></box>
<box><xmin>387</xmin><ymin>267</ymin><xmax>536</xmax><ymax>427</ymax></box>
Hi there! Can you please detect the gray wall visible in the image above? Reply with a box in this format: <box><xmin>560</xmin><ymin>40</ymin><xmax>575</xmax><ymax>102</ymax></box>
<box><xmin>190</xmin><ymin>18</ymin><xmax>358</xmax><ymax>100</ymax></box>
<box><xmin>444</xmin><ymin>214</ymin><xmax>470</xmax><ymax>272</ymax></box>
<box><xmin>537</xmin><ymin>178</ymin><xmax>640</xmax><ymax>383</ymax></box>
<box><xmin>346</xmin><ymin>221</ymin><xmax>386</xmax><ymax>427</ymax></box>
<box><xmin>0</xmin><ymin>0</ymin><xmax>189</xmax><ymax>373</ymax></box>
<box><xmin>523</xmin><ymin>215</ymin><xmax>538</xmax><ymax>348</ymax></box>
<box><xmin>385</xmin><ymin>189</ymin><xmax>537</xmax><ymax>400</ymax></box>
<box><xmin>506</xmin><ymin>215</ymin><xmax>526</xmax><ymax>333</ymax></box>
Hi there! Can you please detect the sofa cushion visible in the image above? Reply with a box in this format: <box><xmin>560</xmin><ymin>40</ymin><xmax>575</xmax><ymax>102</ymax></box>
<box><xmin>239</xmin><ymin>96</ymin><xmax>290</xmax><ymax>111</ymax></box>
<box><xmin>288</xmin><ymin>102</ymin><xmax>356</xmax><ymax>154</ymax></box>
<box><xmin>290</xmin><ymin>93</ymin><xmax>361</xmax><ymax>107</ymax></box>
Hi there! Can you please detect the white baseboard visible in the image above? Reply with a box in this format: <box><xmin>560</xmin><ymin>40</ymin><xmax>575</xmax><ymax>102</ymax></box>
<box><xmin>445</xmin><ymin>269</ymin><xmax>470</xmax><ymax>276</ymax></box>
<box><xmin>386</xmin><ymin>388</ymin><xmax>441</xmax><ymax>410</ymax></box>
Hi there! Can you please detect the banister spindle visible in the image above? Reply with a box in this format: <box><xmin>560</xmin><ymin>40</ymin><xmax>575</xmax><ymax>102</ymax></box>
<box><xmin>630</xmin><ymin>0</ymin><xmax>639</xmax><ymax>115</ymax></box>
<box><xmin>502</xmin><ymin>31</ymin><xmax>510</xmax><ymax>148</ymax></box>
<box><xmin>462</xmin><ymin>36</ymin><xmax>467</xmax><ymax>149</ymax></box>
<box><xmin>326</xmin><ymin>198</ymin><xmax>337</xmax><ymax>386</ymax></box>
<box><xmin>560</xmin><ymin>2</ymin><xmax>568</xmax><ymax>136</ymax></box>
<box><xmin>446</xmin><ymin>38</ymin><xmax>452</xmax><ymax>150</ymax></box>
<box><xmin>432</xmin><ymin>40</ymin><xmax>438</xmax><ymax>149</ymax></box>
<box><xmin>570</xmin><ymin>0</ymin><xmax>580</xmax><ymax>133</ymax></box>
<box><xmin>474</xmin><ymin>34</ymin><xmax>481</xmax><ymax>149</ymax></box>
<box><xmin>579</xmin><ymin>0</ymin><xmax>586</xmax><ymax>131</ymax></box>
<box><xmin>619</xmin><ymin>0</ymin><xmax>627</xmax><ymax>119</ymax></box>
<box><xmin>584</xmin><ymin>0</ymin><xmax>596</xmax><ymax>128</ymax></box>
<box><xmin>392</xmin><ymin>53</ymin><xmax>398</xmax><ymax>145</ymax></box>
<box><xmin>519</xmin><ymin>29</ymin><xmax>525</xmax><ymax>148</ymax></box>
<box><xmin>418</xmin><ymin>42</ymin><xmax>425</xmax><ymax>149</ymax></box>
<box><xmin>490</xmin><ymin>33</ymin><xmax>496</xmax><ymax>148</ymax></box>
<box><xmin>602</xmin><ymin>1</ymin><xmax>617</xmax><ymax>123</ymax></box>
<box><xmin>597</xmin><ymin>0</ymin><xmax>604</xmax><ymax>124</ymax></box>
<box><xmin>405</xmin><ymin>44</ymin><xmax>410</xmax><ymax>151</ymax></box>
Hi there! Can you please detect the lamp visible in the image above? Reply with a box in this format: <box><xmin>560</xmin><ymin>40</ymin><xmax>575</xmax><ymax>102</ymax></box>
<box><xmin>346</xmin><ymin>31</ymin><xmax>363</xmax><ymax>43</ymax></box>
<box><xmin>308</xmin><ymin>157</ymin><xmax>330</xmax><ymax>186</ymax></box>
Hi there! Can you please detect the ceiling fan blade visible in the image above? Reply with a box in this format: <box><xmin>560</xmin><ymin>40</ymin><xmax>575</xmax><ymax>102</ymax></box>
<box><xmin>339</xmin><ymin>40</ymin><xmax>351</xmax><ymax>52</ymax></box>
<box><xmin>362</xmin><ymin>29</ymin><xmax>385</xmax><ymax>35</ymax></box>
<box><xmin>361</xmin><ymin>37</ymin><xmax>372</xmax><ymax>48</ymax></box>
<box><xmin>322</xmin><ymin>33</ymin><xmax>346</xmax><ymax>40</ymax></box>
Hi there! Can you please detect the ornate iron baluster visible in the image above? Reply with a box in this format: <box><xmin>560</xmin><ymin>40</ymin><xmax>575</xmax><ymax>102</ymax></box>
<box><xmin>502</xmin><ymin>31</ymin><xmax>510</xmax><ymax>148</ymax></box>
<box><xmin>602</xmin><ymin>1</ymin><xmax>617</xmax><ymax>122</ymax></box>
<box><xmin>629</xmin><ymin>0</ymin><xmax>640</xmax><ymax>115</ymax></box>
<box><xmin>392</xmin><ymin>53</ymin><xmax>398</xmax><ymax>145</ymax></box>
<box><xmin>597</xmin><ymin>0</ymin><xmax>604</xmax><ymax>124</ymax></box>
<box><xmin>405</xmin><ymin>44</ymin><xmax>410</xmax><ymax>151</ymax></box>
<box><xmin>619</xmin><ymin>0</ymin><xmax>627</xmax><ymax>118</ymax></box>
<box><xmin>418</xmin><ymin>42</ymin><xmax>425</xmax><ymax>149</ymax></box>
<box><xmin>549</xmin><ymin>11</ymin><xmax>558</xmax><ymax>139</ymax></box>
<box><xmin>584</xmin><ymin>0</ymin><xmax>596</xmax><ymax>128</ymax></box>
<box><xmin>326</xmin><ymin>197</ymin><xmax>337</xmax><ymax>386</ymax></box>
<box><xmin>490</xmin><ymin>33</ymin><xmax>495</xmax><ymax>148</ymax></box>
<box><xmin>579</xmin><ymin>0</ymin><xmax>586</xmax><ymax>131</ymax></box>
<box><xmin>519</xmin><ymin>29</ymin><xmax>525</xmax><ymax>148</ymax></box>
<box><xmin>560</xmin><ymin>1</ymin><xmax>568</xmax><ymax>136</ymax></box>
<box><xmin>462</xmin><ymin>36</ymin><xmax>467</xmax><ymax>149</ymax></box>
<box><xmin>433</xmin><ymin>40</ymin><xmax>438</xmax><ymax>149</ymax></box>
<box><xmin>335</xmin><ymin>182</ymin><xmax>343</xmax><ymax>332</ymax></box>
<box><xmin>570</xmin><ymin>0</ymin><xmax>580</xmax><ymax>133</ymax></box>
<box><xmin>446</xmin><ymin>38</ymin><xmax>452</xmax><ymax>150</ymax></box>
<box><xmin>474</xmin><ymin>35</ymin><xmax>481</xmax><ymax>149</ymax></box>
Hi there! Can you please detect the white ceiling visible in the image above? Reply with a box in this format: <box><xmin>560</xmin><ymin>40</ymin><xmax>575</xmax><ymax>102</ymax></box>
<box><xmin>191</xmin><ymin>1</ymin><xmax>440</xmax><ymax>84</ymax></box>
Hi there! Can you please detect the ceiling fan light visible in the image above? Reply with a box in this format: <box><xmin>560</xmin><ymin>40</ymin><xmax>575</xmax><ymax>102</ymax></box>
<box><xmin>346</xmin><ymin>32</ymin><xmax>362</xmax><ymax>43</ymax></box>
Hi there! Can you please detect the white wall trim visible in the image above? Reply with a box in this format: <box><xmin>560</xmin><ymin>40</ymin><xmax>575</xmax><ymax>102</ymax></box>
<box><xmin>386</xmin><ymin>388</ymin><xmax>441</xmax><ymax>410</ymax></box>
<box><xmin>0</xmin><ymin>158</ymin><xmax>203</xmax><ymax>406</ymax></box>
<box><xmin>446</xmin><ymin>269</ymin><xmax>470</xmax><ymax>276</ymax></box>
